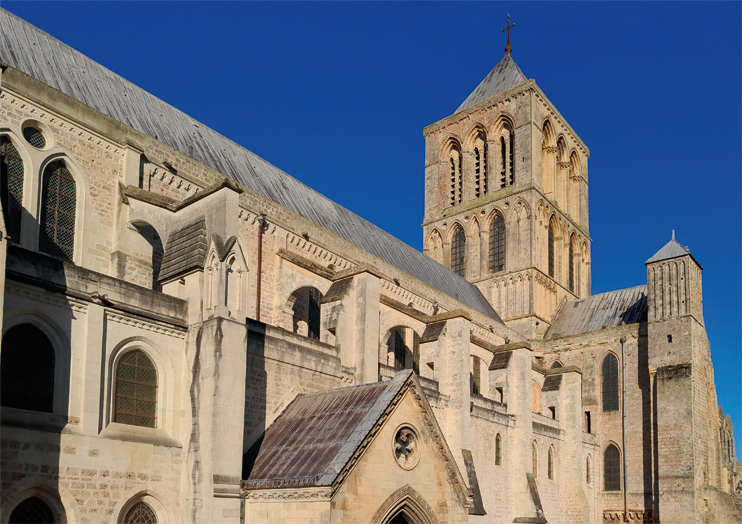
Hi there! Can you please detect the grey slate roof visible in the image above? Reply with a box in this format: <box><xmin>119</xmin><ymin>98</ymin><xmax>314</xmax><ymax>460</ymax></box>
<box><xmin>545</xmin><ymin>285</ymin><xmax>648</xmax><ymax>340</ymax></box>
<box><xmin>158</xmin><ymin>218</ymin><xmax>207</xmax><ymax>283</ymax></box>
<box><xmin>0</xmin><ymin>9</ymin><xmax>501</xmax><ymax>322</ymax></box>
<box><xmin>645</xmin><ymin>238</ymin><xmax>691</xmax><ymax>264</ymax></box>
<box><xmin>455</xmin><ymin>52</ymin><xmax>528</xmax><ymax>114</ymax></box>
<box><xmin>244</xmin><ymin>370</ymin><xmax>412</xmax><ymax>489</ymax></box>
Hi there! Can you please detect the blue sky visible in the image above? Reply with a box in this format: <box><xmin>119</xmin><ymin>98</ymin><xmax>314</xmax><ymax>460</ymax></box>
<box><xmin>5</xmin><ymin>1</ymin><xmax>740</xmax><ymax>456</ymax></box>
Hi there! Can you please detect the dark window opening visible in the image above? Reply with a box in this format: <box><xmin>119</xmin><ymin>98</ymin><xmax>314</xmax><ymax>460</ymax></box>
<box><xmin>1</xmin><ymin>136</ymin><xmax>24</xmax><ymax>241</ymax></box>
<box><xmin>667</xmin><ymin>334</ymin><xmax>672</xmax><ymax>343</ymax></box>
<box><xmin>495</xmin><ymin>433</ymin><xmax>502</xmax><ymax>466</ymax></box>
<box><xmin>604</xmin><ymin>444</ymin><xmax>621</xmax><ymax>491</ymax></box>
<box><xmin>471</xmin><ymin>356</ymin><xmax>481</xmax><ymax>396</ymax></box>
<box><xmin>585</xmin><ymin>411</ymin><xmax>592</xmax><ymax>434</ymax></box>
<box><xmin>393</xmin><ymin>328</ymin><xmax>406</xmax><ymax>370</ymax></box>
<box><xmin>602</xmin><ymin>354</ymin><xmax>619</xmax><ymax>412</ymax></box>
<box><xmin>1</xmin><ymin>324</ymin><xmax>55</xmax><ymax>412</ymax></box>
<box><xmin>9</xmin><ymin>497</ymin><xmax>55</xmax><ymax>523</ymax></box>
<box><xmin>548</xmin><ymin>221</ymin><xmax>555</xmax><ymax>278</ymax></box>
<box><xmin>488</xmin><ymin>214</ymin><xmax>505</xmax><ymax>273</ymax></box>
<box><xmin>451</xmin><ymin>227</ymin><xmax>466</xmax><ymax>277</ymax></box>
<box><xmin>548</xmin><ymin>406</ymin><xmax>556</xmax><ymax>419</ymax></box>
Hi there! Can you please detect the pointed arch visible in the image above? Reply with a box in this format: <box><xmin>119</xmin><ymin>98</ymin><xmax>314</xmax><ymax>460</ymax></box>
<box><xmin>568</xmin><ymin>233</ymin><xmax>577</xmax><ymax>293</ymax></box>
<box><xmin>1</xmin><ymin>134</ymin><xmax>25</xmax><ymax>242</ymax></box>
<box><xmin>488</xmin><ymin>211</ymin><xmax>505</xmax><ymax>273</ymax></box>
<box><xmin>443</xmin><ymin>138</ymin><xmax>463</xmax><ymax>207</ymax></box>
<box><xmin>381</xmin><ymin>325</ymin><xmax>421</xmax><ymax>373</ymax></box>
<box><xmin>494</xmin><ymin>116</ymin><xmax>515</xmax><ymax>189</ymax></box>
<box><xmin>542</xmin><ymin>120</ymin><xmax>556</xmax><ymax>196</ymax></box>
<box><xmin>604</xmin><ymin>443</ymin><xmax>621</xmax><ymax>491</ymax></box>
<box><xmin>601</xmin><ymin>353</ymin><xmax>619</xmax><ymax>412</ymax></box>
<box><xmin>569</xmin><ymin>151</ymin><xmax>581</xmax><ymax>221</ymax></box>
<box><xmin>450</xmin><ymin>224</ymin><xmax>466</xmax><ymax>277</ymax></box>
<box><xmin>466</xmin><ymin>125</ymin><xmax>488</xmax><ymax>198</ymax></box>
<box><xmin>371</xmin><ymin>484</ymin><xmax>440</xmax><ymax>524</ymax></box>
<box><xmin>548</xmin><ymin>445</ymin><xmax>555</xmax><ymax>479</ymax></box>
<box><xmin>426</xmin><ymin>229</ymin><xmax>443</xmax><ymax>264</ymax></box>
<box><xmin>548</xmin><ymin>215</ymin><xmax>558</xmax><ymax>278</ymax></box>
<box><xmin>286</xmin><ymin>286</ymin><xmax>324</xmax><ymax>340</ymax></box>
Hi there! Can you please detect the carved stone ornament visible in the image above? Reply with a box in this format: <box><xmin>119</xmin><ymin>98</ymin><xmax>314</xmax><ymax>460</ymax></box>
<box><xmin>393</xmin><ymin>425</ymin><xmax>421</xmax><ymax>470</ymax></box>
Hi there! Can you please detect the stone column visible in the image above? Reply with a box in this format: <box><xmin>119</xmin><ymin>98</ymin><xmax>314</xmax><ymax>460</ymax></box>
<box><xmin>352</xmin><ymin>271</ymin><xmax>381</xmax><ymax>385</ymax></box>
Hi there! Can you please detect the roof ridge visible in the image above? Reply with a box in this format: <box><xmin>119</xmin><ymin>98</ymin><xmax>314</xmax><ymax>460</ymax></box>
<box><xmin>0</xmin><ymin>9</ymin><xmax>502</xmax><ymax>322</ymax></box>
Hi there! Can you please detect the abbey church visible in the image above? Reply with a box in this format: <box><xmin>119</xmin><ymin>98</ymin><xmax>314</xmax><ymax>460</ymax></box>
<box><xmin>0</xmin><ymin>9</ymin><xmax>740</xmax><ymax>524</ymax></box>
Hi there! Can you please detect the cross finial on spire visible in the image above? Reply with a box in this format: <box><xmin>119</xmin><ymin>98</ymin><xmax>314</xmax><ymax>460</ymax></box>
<box><xmin>502</xmin><ymin>13</ymin><xmax>515</xmax><ymax>54</ymax></box>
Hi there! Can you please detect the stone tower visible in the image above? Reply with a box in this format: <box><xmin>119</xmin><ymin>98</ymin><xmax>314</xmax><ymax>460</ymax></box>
<box><xmin>422</xmin><ymin>46</ymin><xmax>591</xmax><ymax>338</ymax></box>
<box><xmin>645</xmin><ymin>235</ymin><xmax>722</xmax><ymax>523</ymax></box>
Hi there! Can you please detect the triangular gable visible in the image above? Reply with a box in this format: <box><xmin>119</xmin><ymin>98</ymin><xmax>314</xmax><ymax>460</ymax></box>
<box><xmin>243</xmin><ymin>371</ymin><xmax>471</xmax><ymax>508</ymax></box>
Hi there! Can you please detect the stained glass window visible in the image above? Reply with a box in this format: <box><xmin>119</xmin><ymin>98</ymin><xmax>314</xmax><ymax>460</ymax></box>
<box><xmin>115</xmin><ymin>350</ymin><xmax>157</xmax><ymax>428</ymax></box>
<box><xmin>604</xmin><ymin>444</ymin><xmax>621</xmax><ymax>491</ymax></box>
<box><xmin>124</xmin><ymin>502</ymin><xmax>158</xmax><ymax>524</ymax></box>
<box><xmin>39</xmin><ymin>161</ymin><xmax>76</xmax><ymax>261</ymax></box>
<box><xmin>1</xmin><ymin>136</ymin><xmax>24</xmax><ymax>241</ymax></box>
<box><xmin>548</xmin><ymin>221</ymin><xmax>555</xmax><ymax>278</ymax></box>
<box><xmin>489</xmin><ymin>214</ymin><xmax>505</xmax><ymax>273</ymax></box>
<box><xmin>451</xmin><ymin>226</ymin><xmax>465</xmax><ymax>277</ymax></box>
<box><xmin>602</xmin><ymin>354</ymin><xmax>619</xmax><ymax>412</ymax></box>
<box><xmin>568</xmin><ymin>239</ymin><xmax>575</xmax><ymax>292</ymax></box>
<box><xmin>1</xmin><ymin>324</ymin><xmax>54</xmax><ymax>412</ymax></box>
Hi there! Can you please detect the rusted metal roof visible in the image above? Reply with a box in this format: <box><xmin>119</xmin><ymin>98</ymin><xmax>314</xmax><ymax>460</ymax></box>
<box><xmin>0</xmin><ymin>9</ymin><xmax>502</xmax><ymax>323</ymax></box>
<box><xmin>545</xmin><ymin>285</ymin><xmax>648</xmax><ymax>340</ymax></box>
<box><xmin>455</xmin><ymin>52</ymin><xmax>528</xmax><ymax>113</ymax></box>
<box><xmin>244</xmin><ymin>371</ymin><xmax>412</xmax><ymax>489</ymax></box>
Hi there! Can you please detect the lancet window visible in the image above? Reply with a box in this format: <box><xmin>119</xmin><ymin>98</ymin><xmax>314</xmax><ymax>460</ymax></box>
<box><xmin>1</xmin><ymin>136</ymin><xmax>24</xmax><ymax>241</ymax></box>
<box><xmin>451</xmin><ymin>226</ymin><xmax>466</xmax><ymax>277</ymax></box>
<box><xmin>40</xmin><ymin>161</ymin><xmax>76</xmax><ymax>261</ymax></box>
<box><xmin>604</xmin><ymin>444</ymin><xmax>621</xmax><ymax>491</ymax></box>
<box><xmin>489</xmin><ymin>214</ymin><xmax>505</xmax><ymax>272</ymax></box>
<box><xmin>602</xmin><ymin>354</ymin><xmax>619</xmax><ymax>412</ymax></box>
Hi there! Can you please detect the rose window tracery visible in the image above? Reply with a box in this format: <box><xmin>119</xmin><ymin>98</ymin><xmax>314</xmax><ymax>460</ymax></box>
<box><xmin>393</xmin><ymin>426</ymin><xmax>420</xmax><ymax>470</ymax></box>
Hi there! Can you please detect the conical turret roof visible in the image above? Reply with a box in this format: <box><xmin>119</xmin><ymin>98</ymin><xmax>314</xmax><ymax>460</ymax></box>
<box><xmin>455</xmin><ymin>52</ymin><xmax>527</xmax><ymax>114</ymax></box>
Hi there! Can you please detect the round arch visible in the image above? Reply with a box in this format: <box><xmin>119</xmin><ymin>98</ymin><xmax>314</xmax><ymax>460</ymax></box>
<box><xmin>2</xmin><ymin>312</ymin><xmax>71</xmax><ymax>416</ymax></box>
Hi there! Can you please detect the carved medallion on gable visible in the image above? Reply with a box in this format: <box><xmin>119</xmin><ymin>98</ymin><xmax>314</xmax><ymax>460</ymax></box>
<box><xmin>393</xmin><ymin>424</ymin><xmax>421</xmax><ymax>470</ymax></box>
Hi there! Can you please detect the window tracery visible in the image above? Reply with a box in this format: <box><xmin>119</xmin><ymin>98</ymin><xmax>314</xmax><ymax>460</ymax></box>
<box><xmin>39</xmin><ymin>160</ymin><xmax>76</xmax><ymax>261</ymax></box>
<box><xmin>451</xmin><ymin>226</ymin><xmax>466</xmax><ymax>277</ymax></box>
<box><xmin>1</xmin><ymin>136</ymin><xmax>24</xmax><ymax>241</ymax></box>
<box><xmin>114</xmin><ymin>350</ymin><xmax>157</xmax><ymax>428</ymax></box>
<box><xmin>488</xmin><ymin>213</ymin><xmax>505</xmax><ymax>273</ymax></box>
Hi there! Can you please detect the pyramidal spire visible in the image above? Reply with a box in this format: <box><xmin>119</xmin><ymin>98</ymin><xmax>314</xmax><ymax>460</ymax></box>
<box><xmin>645</xmin><ymin>231</ymin><xmax>696</xmax><ymax>265</ymax></box>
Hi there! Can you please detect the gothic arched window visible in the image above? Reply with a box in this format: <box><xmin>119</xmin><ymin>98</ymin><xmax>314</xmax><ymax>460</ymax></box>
<box><xmin>488</xmin><ymin>214</ymin><xmax>505</xmax><ymax>273</ymax></box>
<box><xmin>604</xmin><ymin>444</ymin><xmax>621</xmax><ymax>491</ymax></box>
<box><xmin>1</xmin><ymin>136</ymin><xmax>24</xmax><ymax>241</ymax></box>
<box><xmin>548</xmin><ymin>220</ymin><xmax>555</xmax><ymax>278</ymax></box>
<box><xmin>9</xmin><ymin>497</ymin><xmax>56</xmax><ymax>523</ymax></box>
<box><xmin>451</xmin><ymin>226</ymin><xmax>466</xmax><ymax>277</ymax></box>
<box><xmin>568</xmin><ymin>235</ymin><xmax>575</xmax><ymax>292</ymax></box>
<box><xmin>114</xmin><ymin>350</ymin><xmax>157</xmax><ymax>428</ymax></box>
<box><xmin>39</xmin><ymin>161</ymin><xmax>76</xmax><ymax>261</ymax></box>
<box><xmin>602</xmin><ymin>354</ymin><xmax>619</xmax><ymax>412</ymax></box>
<box><xmin>1</xmin><ymin>324</ymin><xmax>55</xmax><ymax>413</ymax></box>
<box><xmin>449</xmin><ymin>148</ymin><xmax>462</xmax><ymax>207</ymax></box>
<box><xmin>495</xmin><ymin>433</ymin><xmax>502</xmax><ymax>466</ymax></box>
<box><xmin>124</xmin><ymin>501</ymin><xmax>158</xmax><ymax>524</ymax></box>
